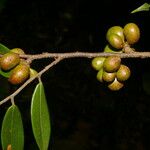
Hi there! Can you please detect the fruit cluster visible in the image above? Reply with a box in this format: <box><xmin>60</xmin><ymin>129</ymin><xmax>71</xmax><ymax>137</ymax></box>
<box><xmin>92</xmin><ymin>23</ymin><xmax>140</xmax><ymax>91</ymax></box>
<box><xmin>92</xmin><ymin>56</ymin><xmax>131</xmax><ymax>91</ymax></box>
<box><xmin>0</xmin><ymin>48</ymin><xmax>37</xmax><ymax>85</ymax></box>
<box><xmin>105</xmin><ymin>22</ymin><xmax>140</xmax><ymax>52</ymax></box>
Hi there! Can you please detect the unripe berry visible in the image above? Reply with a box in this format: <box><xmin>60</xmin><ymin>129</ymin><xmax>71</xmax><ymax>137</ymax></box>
<box><xmin>116</xmin><ymin>65</ymin><xmax>131</xmax><ymax>82</ymax></box>
<box><xmin>106</xmin><ymin>26</ymin><xmax>124</xmax><ymax>41</ymax></box>
<box><xmin>104</xmin><ymin>44</ymin><xmax>122</xmax><ymax>53</ymax></box>
<box><xmin>10</xmin><ymin>48</ymin><xmax>25</xmax><ymax>55</ymax></box>
<box><xmin>91</xmin><ymin>57</ymin><xmax>105</xmax><ymax>71</ymax></box>
<box><xmin>123</xmin><ymin>23</ymin><xmax>140</xmax><ymax>44</ymax></box>
<box><xmin>96</xmin><ymin>69</ymin><xmax>103</xmax><ymax>82</ymax></box>
<box><xmin>107</xmin><ymin>33</ymin><xmax>124</xmax><ymax>49</ymax></box>
<box><xmin>8</xmin><ymin>64</ymin><xmax>30</xmax><ymax>85</ymax></box>
<box><xmin>102</xmin><ymin>71</ymin><xmax>116</xmax><ymax>82</ymax></box>
<box><xmin>108</xmin><ymin>78</ymin><xmax>124</xmax><ymax>91</ymax></box>
<box><xmin>103</xmin><ymin>56</ymin><xmax>121</xmax><ymax>73</ymax></box>
<box><xmin>0</xmin><ymin>52</ymin><xmax>20</xmax><ymax>71</ymax></box>
<box><xmin>30</xmin><ymin>68</ymin><xmax>38</xmax><ymax>78</ymax></box>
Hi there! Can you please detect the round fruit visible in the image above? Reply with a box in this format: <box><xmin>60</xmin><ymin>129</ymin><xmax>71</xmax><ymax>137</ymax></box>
<box><xmin>116</xmin><ymin>65</ymin><xmax>131</xmax><ymax>82</ymax></box>
<box><xmin>107</xmin><ymin>33</ymin><xmax>124</xmax><ymax>49</ymax></box>
<box><xmin>102</xmin><ymin>71</ymin><xmax>116</xmax><ymax>82</ymax></box>
<box><xmin>91</xmin><ymin>57</ymin><xmax>105</xmax><ymax>71</ymax></box>
<box><xmin>96</xmin><ymin>69</ymin><xmax>103</xmax><ymax>82</ymax></box>
<box><xmin>123</xmin><ymin>23</ymin><xmax>140</xmax><ymax>44</ymax></box>
<box><xmin>108</xmin><ymin>78</ymin><xmax>124</xmax><ymax>91</ymax></box>
<box><xmin>0</xmin><ymin>52</ymin><xmax>20</xmax><ymax>71</ymax></box>
<box><xmin>8</xmin><ymin>64</ymin><xmax>30</xmax><ymax>85</ymax></box>
<box><xmin>30</xmin><ymin>68</ymin><xmax>38</xmax><ymax>78</ymax></box>
<box><xmin>103</xmin><ymin>56</ymin><xmax>121</xmax><ymax>72</ymax></box>
<box><xmin>10</xmin><ymin>48</ymin><xmax>25</xmax><ymax>55</ymax></box>
<box><xmin>106</xmin><ymin>26</ymin><xmax>124</xmax><ymax>41</ymax></box>
<box><xmin>104</xmin><ymin>44</ymin><xmax>115</xmax><ymax>53</ymax></box>
<box><xmin>104</xmin><ymin>44</ymin><xmax>122</xmax><ymax>53</ymax></box>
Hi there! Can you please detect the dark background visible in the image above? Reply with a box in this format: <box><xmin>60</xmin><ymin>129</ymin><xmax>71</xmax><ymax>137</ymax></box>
<box><xmin>0</xmin><ymin>0</ymin><xmax>150</xmax><ymax>149</ymax></box>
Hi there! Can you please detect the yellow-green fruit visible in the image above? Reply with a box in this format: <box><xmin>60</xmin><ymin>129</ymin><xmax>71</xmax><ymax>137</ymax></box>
<box><xmin>104</xmin><ymin>44</ymin><xmax>122</xmax><ymax>53</ymax></box>
<box><xmin>107</xmin><ymin>33</ymin><xmax>124</xmax><ymax>49</ymax></box>
<box><xmin>30</xmin><ymin>68</ymin><xmax>38</xmax><ymax>78</ymax></box>
<box><xmin>91</xmin><ymin>57</ymin><xmax>105</xmax><ymax>71</ymax></box>
<box><xmin>106</xmin><ymin>26</ymin><xmax>124</xmax><ymax>41</ymax></box>
<box><xmin>20</xmin><ymin>59</ymin><xmax>28</xmax><ymax>65</ymax></box>
<box><xmin>108</xmin><ymin>78</ymin><xmax>124</xmax><ymax>91</ymax></box>
<box><xmin>0</xmin><ymin>52</ymin><xmax>20</xmax><ymax>71</ymax></box>
<box><xmin>116</xmin><ymin>65</ymin><xmax>131</xmax><ymax>82</ymax></box>
<box><xmin>123</xmin><ymin>23</ymin><xmax>140</xmax><ymax>44</ymax></box>
<box><xmin>10</xmin><ymin>48</ymin><xmax>25</xmax><ymax>55</ymax></box>
<box><xmin>102</xmin><ymin>71</ymin><xmax>116</xmax><ymax>82</ymax></box>
<box><xmin>104</xmin><ymin>44</ymin><xmax>116</xmax><ymax>53</ymax></box>
<box><xmin>103</xmin><ymin>56</ymin><xmax>121</xmax><ymax>73</ymax></box>
<box><xmin>96</xmin><ymin>68</ymin><xmax>103</xmax><ymax>82</ymax></box>
<box><xmin>8</xmin><ymin>64</ymin><xmax>30</xmax><ymax>85</ymax></box>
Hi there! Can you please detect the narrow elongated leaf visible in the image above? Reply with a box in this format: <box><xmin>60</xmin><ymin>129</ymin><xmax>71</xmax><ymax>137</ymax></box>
<box><xmin>0</xmin><ymin>43</ymin><xmax>10</xmax><ymax>54</ymax></box>
<box><xmin>1</xmin><ymin>105</ymin><xmax>24</xmax><ymax>150</ymax></box>
<box><xmin>131</xmin><ymin>3</ymin><xmax>150</xmax><ymax>13</ymax></box>
<box><xmin>0</xmin><ymin>69</ymin><xmax>11</xmax><ymax>78</ymax></box>
<box><xmin>31</xmin><ymin>82</ymin><xmax>51</xmax><ymax>150</ymax></box>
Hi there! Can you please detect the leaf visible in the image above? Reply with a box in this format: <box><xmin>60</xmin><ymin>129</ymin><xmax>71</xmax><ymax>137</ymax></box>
<box><xmin>1</xmin><ymin>105</ymin><xmax>24</xmax><ymax>150</ymax></box>
<box><xmin>0</xmin><ymin>69</ymin><xmax>12</xmax><ymax>78</ymax></box>
<box><xmin>131</xmin><ymin>3</ymin><xmax>150</xmax><ymax>13</ymax></box>
<box><xmin>31</xmin><ymin>82</ymin><xmax>51</xmax><ymax>150</ymax></box>
<box><xmin>0</xmin><ymin>43</ymin><xmax>10</xmax><ymax>54</ymax></box>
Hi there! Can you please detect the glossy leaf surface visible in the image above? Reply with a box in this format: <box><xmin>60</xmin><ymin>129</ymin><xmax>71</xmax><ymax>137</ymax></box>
<box><xmin>1</xmin><ymin>105</ymin><xmax>24</xmax><ymax>150</ymax></box>
<box><xmin>131</xmin><ymin>3</ymin><xmax>150</xmax><ymax>13</ymax></box>
<box><xmin>31</xmin><ymin>82</ymin><xmax>51</xmax><ymax>150</ymax></box>
<box><xmin>0</xmin><ymin>43</ymin><xmax>10</xmax><ymax>54</ymax></box>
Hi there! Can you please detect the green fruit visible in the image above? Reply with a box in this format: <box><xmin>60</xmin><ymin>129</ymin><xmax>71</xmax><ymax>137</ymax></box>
<box><xmin>30</xmin><ymin>68</ymin><xmax>38</xmax><ymax>78</ymax></box>
<box><xmin>106</xmin><ymin>26</ymin><xmax>124</xmax><ymax>41</ymax></box>
<box><xmin>91</xmin><ymin>57</ymin><xmax>105</xmax><ymax>71</ymax></box>
<box><xmin>8</xmin><ymin>64</ymin><xmax>30</xmax><ymax>85</ymax></box>
<box><xmin>104</xmin><ymin>44</ymin><xmax>122</xmax><ymax>53</ymax></box>
<box><xmin>123</xmin><ymin>23</ymin><xmax>140</xmax><ymax>44</ymax></box>
<box><xmin>116</xmin><ymin>65</ymin><xmax>131</xmax><ymax>82</ymax></box>
<box><xmin>96</xmin><ymin>68</ymin><xmax>103</xmax><ymax>82</ymax></box>
<box><xmin>107</xmin><ymin>33</ymin><xmax>124</xmax><ymax>49</ymax></box>
<box><xmin>0</xmin><ymin>52</ymin><xmax>20</xmax><ymax>71</ymax></box>
<box><xmin>10</xmin><ymin>48</ymin><xmax>25</xmax><ymax>55</ymax></box>
<box><xmin>103</xmin><ymin>56</ymin><xmax>121</xmax><ymax>73</ymax></box>
<box><xmin>102</xmin><ymin>71</ymin><xmax>116</xmax><ymax>82</ymax></box>
<box><xmin>108</xmin><ymin>78</ymin><xmax>124</xmax><ymax>91</ymax></box>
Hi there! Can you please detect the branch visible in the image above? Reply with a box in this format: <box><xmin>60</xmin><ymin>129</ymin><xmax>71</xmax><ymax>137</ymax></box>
<box><xmin>20</xmin><ymin>51</ymin><xmax>150</xmax><ymax>60</ymax></box>
<box><xmin>0</xmin><ymin>57</ymin><xmax>63</xmax><ymax>106</ymax></box>
<box><xmin>1</xmin><ymin>49</ymin><xmax>150</xmax><ymax>105</ymax></box>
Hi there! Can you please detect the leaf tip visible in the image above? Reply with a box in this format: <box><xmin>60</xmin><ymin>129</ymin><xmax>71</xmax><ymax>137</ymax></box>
<box><xmin>131</xmin><ymin>3</ymin><xmax>150</xmax><ymax>13</ymax></box>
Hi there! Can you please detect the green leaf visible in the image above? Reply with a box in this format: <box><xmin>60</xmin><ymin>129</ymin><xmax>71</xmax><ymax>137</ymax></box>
<box><xmin>31</xmin><ymin>82</ymin><xmax>51</xmax><ymax>150</ymax></box>
<box><xmin>1</xmin><ymin>105</ymin><xmax>24</xmax><ymax>150</ymax></box>
<box><xmin>0</xmin><ymin>43</ymin><xmax>11</xmax><ymax>78</ymax></box>
<box><xmin>0</xmin><ymin>43</ymin><xmax>10</xmax><ymax>54</ymax></box>
<box><xmin>0</xmin><ymin>69</ymin><xmax>12</xmax><ymax>78</ymax></box>
<box><xmin>131</xmin><ymin>3</ymin><xmax>150</xmax><ymax>13</ymax></box>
